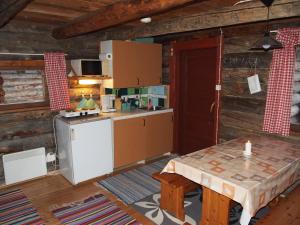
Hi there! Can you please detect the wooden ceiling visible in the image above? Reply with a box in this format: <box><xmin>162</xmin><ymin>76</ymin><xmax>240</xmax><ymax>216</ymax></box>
<box><xmin>16</xmin><ymin>0</ymin><xmax>122</xmax><ymax>25</ymax></box>
<box><xmin>9</xmin><ymin>0</ymin><xmax>244</xmax><ymax>36</ymax></box>
<box><xmin>2</xmin><ymin>0</ymin><xmax>300</xmax><ymax>39</ymax></box>
<box><xmin>14</xmin><ymin>0</ymin><xmax>242</xmax><ymax>26</ymax></box>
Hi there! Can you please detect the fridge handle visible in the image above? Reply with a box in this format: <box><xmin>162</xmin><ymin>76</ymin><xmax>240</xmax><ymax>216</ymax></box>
<box><xmin>71</xmin><ymin>128</ymin><xmax>75</xmax><ymax>140</ymax></box>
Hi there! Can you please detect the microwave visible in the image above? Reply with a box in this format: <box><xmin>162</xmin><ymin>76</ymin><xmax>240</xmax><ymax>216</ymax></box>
<box><xmin>71</xmin><ymin>59</ymin><xmax>102</xmax><ymax>75</ymax></box>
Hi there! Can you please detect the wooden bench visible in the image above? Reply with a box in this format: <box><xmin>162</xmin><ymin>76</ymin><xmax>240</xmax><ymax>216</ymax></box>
<box><xmin>256</xmin><ymin>185</ymin><xmax>300</xmax><ymax>225</ymax></box>
<box><xmin>152</xmin><ymin>172</ymin><xmax>200</xmax><ymax>221</ymax></box>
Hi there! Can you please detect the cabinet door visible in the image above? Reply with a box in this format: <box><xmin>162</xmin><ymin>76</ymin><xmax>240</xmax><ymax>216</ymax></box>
<box><xmin>138</xmin><ymin>43</ymin><xmax>162</xmax><ymax>86</ymax></box>
<box><xmin>114</xmin><ymin>117</ymin><xmax>146</xmax><ymax>168</ymax></box>
<box><xmin>113</xmin><ymin>41</ymin><xmax>141</xmax><ymax>88</ymax></box>
<box><xmin>146</xmin><ymin>112</ymin><xmax>173</xmax><ymax>158</ymax></box>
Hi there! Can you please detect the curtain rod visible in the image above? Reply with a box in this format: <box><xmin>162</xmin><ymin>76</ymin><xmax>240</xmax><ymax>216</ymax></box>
<box><xmin>0</xmin><ymin>52</ymin><xmax>68</xmax><ymax>56</ymax></box>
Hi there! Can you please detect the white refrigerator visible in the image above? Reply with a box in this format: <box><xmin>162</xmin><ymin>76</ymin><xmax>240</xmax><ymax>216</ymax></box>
<box><xmin>56</xmin><ymin>116</ymin><xmax>113</xmax><ymax>185</ymax></box>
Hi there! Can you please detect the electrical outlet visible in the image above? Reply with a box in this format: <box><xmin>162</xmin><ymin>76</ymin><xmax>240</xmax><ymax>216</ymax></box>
<box><xmin>46</xmin><ymin>153</ymin><xmax>56</xmax><ymax>162</ymax></box>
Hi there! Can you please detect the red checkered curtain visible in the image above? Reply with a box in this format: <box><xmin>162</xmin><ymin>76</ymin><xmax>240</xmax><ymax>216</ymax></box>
<box><xmin>44</xmin><ymin>52</ymin><xmax>71</xmax><ymax>111</ymax></box>
<box><xmin>263</xmin><ymin>28</ymin><xmax>300</xmax><ymax>136</ymax></box>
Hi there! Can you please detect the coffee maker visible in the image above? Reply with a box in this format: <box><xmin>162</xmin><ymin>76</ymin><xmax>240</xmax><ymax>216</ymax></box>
<box><xmin>101</xmin><ymin>94</ymin><xmax>116</xmax><ymax>112</ymax></box>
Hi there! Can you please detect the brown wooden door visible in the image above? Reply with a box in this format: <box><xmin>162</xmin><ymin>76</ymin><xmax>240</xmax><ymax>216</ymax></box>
<box><xmin>171</xmin><ymin>37</ymin><xmax>223</xmax><ymax>155</ymax></box>
<box><xmin>146</xmin><ymin>112</ymin><xmax>173</xmax><ymax>158</ymax></box>
<box><xmin>113</xmin><ymin>117</ymin><xmax>146</xmax><ymax>168</ymax></box>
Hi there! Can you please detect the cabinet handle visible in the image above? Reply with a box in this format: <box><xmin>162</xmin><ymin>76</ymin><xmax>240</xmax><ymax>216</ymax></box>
<box><xmin>137</xmin><ymin>78</ymin><xmax>140</xmax><ymax>85</ymax></box>
<box><xmin>159</xmin><ymin>77</ymin><xmax>162</xmax><ymax>83</ymax></box>
<box><xmin>143</xmin><ymin>118</ymin><xmax>146</xmax><ymax>127</ymax></box>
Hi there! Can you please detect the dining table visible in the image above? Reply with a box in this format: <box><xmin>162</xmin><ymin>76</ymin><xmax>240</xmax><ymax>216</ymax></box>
<box><xmin>162</xmin><ymin>134</ymin><xmax>300</xmax><ymax>225</ymax></box>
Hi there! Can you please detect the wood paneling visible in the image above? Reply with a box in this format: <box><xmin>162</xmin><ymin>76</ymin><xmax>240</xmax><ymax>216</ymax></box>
<box><xmin>104</xmin><ymin>0</ymin><xmax>300</xmax><ymax>40</ymax></box>
<box><xmin>0</xmin><ymin>0</ymin><xmax>33</xmax><ymax>28</ymax></box>
<box><xmin>52</xmin><ymin>0</ymin><xmax>197</xmax><ymax>39</ymax></box>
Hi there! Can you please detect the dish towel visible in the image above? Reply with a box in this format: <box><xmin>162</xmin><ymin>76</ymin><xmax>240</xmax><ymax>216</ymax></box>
<box><xmin>44</xmin><ymin>52</ymin><xmax>71</xmax><ymax>111</ymax></box>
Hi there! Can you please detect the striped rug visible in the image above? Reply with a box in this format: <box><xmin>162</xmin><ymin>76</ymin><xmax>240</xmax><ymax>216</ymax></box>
<box><xmin>97</xmin><ymin>156</ymin><xmax>174</xmax><ymax>205</ymax></box>
<box><xmin>0</xmin><ymin>189</ymin><xmax>44</xmax><ymax>225</ymax></box>
<box><xmin>52</xmin><ymin>194</ymin><xmax>141</xmax><ymax>225</ymax></box>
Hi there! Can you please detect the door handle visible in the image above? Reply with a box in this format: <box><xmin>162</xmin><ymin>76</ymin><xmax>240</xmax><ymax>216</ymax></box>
<box><xmin>210</xmin><ymin>102</ymin><xmax>215</xmax><ymax>113</ymax></box>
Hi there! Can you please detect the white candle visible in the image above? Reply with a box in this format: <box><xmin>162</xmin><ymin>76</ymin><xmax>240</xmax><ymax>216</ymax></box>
<box><xmin>245</xmin><ymin>140</ymin><xmax>252</xmax><ymax>155</ymax></box>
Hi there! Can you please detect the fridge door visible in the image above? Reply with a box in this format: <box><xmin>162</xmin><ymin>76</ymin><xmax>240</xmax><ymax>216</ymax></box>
<box><xmin>56</xmin><ymin>119</ymin><xmax>75</xmax><ymax>184</ymax></box>
<box><xmin>70</xmin><ymin>119</ymin><xmax>113</xmax><ymax>184</ymax></box>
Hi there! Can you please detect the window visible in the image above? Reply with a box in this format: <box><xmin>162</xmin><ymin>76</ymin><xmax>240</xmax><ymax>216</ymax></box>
<box><xmin>291</xmin><ymin>47</ymin><xmax>300</xmax><ymax>132</ymax></box>
<box><xmin>0</xmin><ymin>60</ymin><xmax>49</xmax><ymax>111</ymax></box>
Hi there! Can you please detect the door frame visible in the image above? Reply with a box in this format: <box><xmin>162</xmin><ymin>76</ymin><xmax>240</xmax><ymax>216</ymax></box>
<box><xmin>169</xmin><ymin>36</ymin><xmax>224</xmax><ymax>153</ymax></box>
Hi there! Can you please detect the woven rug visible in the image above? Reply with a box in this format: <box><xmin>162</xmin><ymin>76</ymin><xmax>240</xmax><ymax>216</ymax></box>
<box><xmin>0</xmin><ymin>189</ymin><xmax>44</xmax><ymax>225</ymax></box>
<box><xmin>132</xmin><ymin>189</ymin><xmax>269</xmax><ymax>225</ymax></box>
<box><xmin>97</xmin><ymin>156</ymin><xmax>174</xmax><ymax>205</ymax></box>
<box><xmin>52</xmin><ymin>193</ymin><xmax>141</xmax><ymax>225</ymax></box>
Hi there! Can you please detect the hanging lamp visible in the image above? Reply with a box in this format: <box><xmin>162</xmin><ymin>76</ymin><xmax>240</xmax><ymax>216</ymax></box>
<box><xmin>250</xmin><ymin>0</ymin><xmax>283</xmax><ymax>51</ymax></box>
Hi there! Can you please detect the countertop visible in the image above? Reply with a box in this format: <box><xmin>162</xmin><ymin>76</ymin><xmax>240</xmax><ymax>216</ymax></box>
<box><xmin>57</xmin><ymin>108</ymin><xmax>173</xmax><ymax>124</ymax></box>
<box><xmin>101</xmin><ymin>108</ymin><xmax>173</xmax><ymax>120</ymax></box>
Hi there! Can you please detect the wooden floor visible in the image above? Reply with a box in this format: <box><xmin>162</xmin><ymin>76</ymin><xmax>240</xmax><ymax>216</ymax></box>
<box><xmin>0</xmin><ymin>173</ymin><xmax>155</xmax><ymax>225</ymax></box>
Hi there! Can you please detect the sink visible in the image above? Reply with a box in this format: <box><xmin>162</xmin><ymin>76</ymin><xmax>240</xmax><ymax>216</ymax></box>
<box><xmin>139</xmin><ymin>106</ymin><xmax>165</xmax><ymax>111</ymax></box>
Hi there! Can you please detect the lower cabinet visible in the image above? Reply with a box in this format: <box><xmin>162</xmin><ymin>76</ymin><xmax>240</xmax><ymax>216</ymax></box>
<box><xmin>145</xmin><ymin>113</ymin><xmax>173</xmax><ymax>158</ymax></box>
<box><xmin>113</xmin><ymin>112</ymin><xmax>173</xmax><ymax>168</ymax></box>
<box><xmin>114</xmin><ymin>117</ymin><xmax>146</xmax><ymax>168</ymax></box>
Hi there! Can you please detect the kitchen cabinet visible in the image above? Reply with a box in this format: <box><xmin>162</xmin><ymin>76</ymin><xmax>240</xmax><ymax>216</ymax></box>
<box><xmin>114</xmin><ymin>116</ymin><xmax>146</xmax><ymax>168</ymax></box>
<box><xmin>113</xmin><ymin>112</ymin><xmax>173</xmax><ymax>168</ymax></box>
<box><xmin>145</xmin><ymin>112</ymin><xmax>173</xmax><ymax>158</ymax></box>
<box><xmin>101</xmin><ymin>40</ymin><xmax>162</xmax><ymax>88</ymax></box>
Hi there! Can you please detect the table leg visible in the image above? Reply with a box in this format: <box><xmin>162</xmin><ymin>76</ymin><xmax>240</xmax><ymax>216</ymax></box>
<box><xmin>200</xmin><ymin>186</ymin><xmax>231</xmax><ymax>225</ymax></box>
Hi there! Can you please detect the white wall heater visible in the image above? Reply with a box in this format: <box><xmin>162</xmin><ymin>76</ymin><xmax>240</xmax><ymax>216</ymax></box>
<box><xmin>3</xmin><ymin>147</ymin><xmax>47</xmax><ymax>185</ymax></box>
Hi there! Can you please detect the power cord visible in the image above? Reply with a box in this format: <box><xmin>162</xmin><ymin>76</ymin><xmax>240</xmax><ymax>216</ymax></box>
<box><xmin>52</xmin><ymin>114</ymin><xmax>61</xmax><ymax>171</ymax></box>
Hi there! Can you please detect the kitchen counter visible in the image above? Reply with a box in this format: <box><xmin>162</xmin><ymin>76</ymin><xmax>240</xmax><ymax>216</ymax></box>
<box><xmin>100</xmin><ymin>108</ymin><xmax>173</xmax><ymax>121</ymax></box>
<box><xmin>57</xmin><ymin>114</ymin><xmax>111</xmax><ymax>125</ymax></box>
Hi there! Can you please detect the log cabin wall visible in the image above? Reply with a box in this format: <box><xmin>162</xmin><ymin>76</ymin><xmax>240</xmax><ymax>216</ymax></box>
<box><xmin>155</xmin><ymin>20</ymin><xmax>300</xmax><ymax>144</ymax></box>
<box><xmin>0</xmin><ymin>21</ymin><xmax>102</xmax><ymax>182</ymax></box>
<box><xmin>1</xmin><ymin>16</ymin><xmax>300</xmax><ymax>182</ymax></box>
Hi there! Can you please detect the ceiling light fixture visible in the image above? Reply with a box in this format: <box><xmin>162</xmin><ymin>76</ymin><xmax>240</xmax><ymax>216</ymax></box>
<box><xmin>250</xmin><ymin>0</ymin><xmax>283</xmax><ymax>51</ymax></box>
<box><xmin>140</xmin><ymin>17</ymin><xmax>152</xmax><ymax>24</ymax></box>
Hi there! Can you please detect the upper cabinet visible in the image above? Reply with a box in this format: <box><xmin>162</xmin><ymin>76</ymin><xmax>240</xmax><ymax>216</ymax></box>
<box><xmin>100</xmin><ymin>40</ymin><xmax>162</xmax><ymax>88</ymax></box>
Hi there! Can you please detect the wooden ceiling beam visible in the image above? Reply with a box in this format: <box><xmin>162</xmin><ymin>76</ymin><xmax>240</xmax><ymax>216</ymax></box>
<box><xmin>33</xmin><ymin>0</ymin><xmax>109</xmax><ymax>12</ymax></box>
<box><xmin>103</xmin><ymin>0</ymin><xmax>300</xmax><ymax>40</ymax></box>
<box><xmin>23</xmin><ymin>3</ymin><xmax>85</xmax><ymax>18</ymax></box>
<box><xmin>0</xmin><ymin>0</ymin><xmax>33</xmax><ymax>28</ymax></box>
<box><xmin>52</xmin><ymin>0</ymin><xmax>200</xmax><ymax>39</ymax></box>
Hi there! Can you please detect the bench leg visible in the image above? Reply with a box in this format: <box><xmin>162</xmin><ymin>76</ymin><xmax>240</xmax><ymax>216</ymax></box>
<box><xmin>160</xmin><ymin>183</ymin><xmax>185</xmax><ymax>221</ymax></box>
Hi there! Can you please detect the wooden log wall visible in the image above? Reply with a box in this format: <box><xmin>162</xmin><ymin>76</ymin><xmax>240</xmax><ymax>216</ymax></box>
<box><xmin>0</xmin><ymin>69</ymin><xmax>45</xmax><ymax>104</ymax></box>
<box><xmin>1</xmin><ymin>17</ymin><xmax>300</xmax><ymax>182</ymax></box>
<box><xmin>0</xmin><ymin>21</ymin><xmax>101</xmax><ymax>182</ymax></box>
<box><xmin>156</xmin><ymin>20</ymin><xmax>300</xmax><ymax>144</ymax></box>
<box><xmin>0</xmin><ymin>110</ymin><xmax>57</xmax><ymax>181</ymax></box>
<box><xmin>0</xmin><ymin>20</ymin><xmax>100</xmax><ymax>60</ymax></box>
